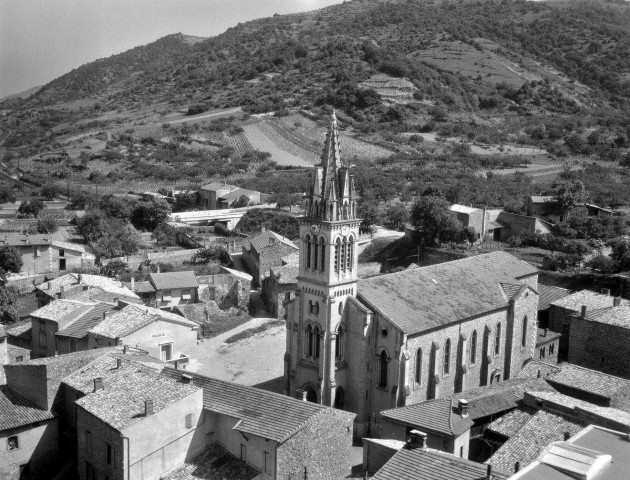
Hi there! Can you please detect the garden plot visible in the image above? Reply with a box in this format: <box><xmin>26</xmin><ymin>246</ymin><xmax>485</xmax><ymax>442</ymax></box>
<box><xmin>359</xmin><ymin>74</ymin><xmax>418</xmax><ymax>104</ymax></box>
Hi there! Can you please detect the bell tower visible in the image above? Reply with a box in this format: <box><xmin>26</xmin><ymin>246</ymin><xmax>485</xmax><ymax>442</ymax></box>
<box><xmin>285</xmin><ymin>111</ymin><xmax>361</xmax><ymax>408</ymax></box>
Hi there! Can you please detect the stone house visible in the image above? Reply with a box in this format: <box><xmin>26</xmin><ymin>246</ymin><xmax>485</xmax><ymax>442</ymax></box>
<box><xmin>449</xmin><ymin>204</ymin><xmax>504</xmax><ymax>241</ymax></box>
<box><xmin>161</xmin><ymin>367</ymin><xmax>356</xmax><ymax>480</ymax></box>
<box><xmin>88</xmin><ymin>303</ymin><xmax>198</xmax><ymax>363</ymax></box>
<box><xmin>262</xmin><ymin>253</ymin><xmax>299</xmax><ymax>319</ymax></box>
<box><xmin>198</xmin><ymin>182</ymin><xmax>261</xmax><ymax>210</ymax></box>
<box><xmin>536</xmin><ymin>284</ymin><xmax>572</xmax><ymax>330</ymax></box>
<box><xmin>535</xmin><ymin>328</ymin><xmax>560</xmax><ymax>364</ymax></box>
<box><xmin>0</xmin><ymin>385</ymin><xmax>59</xmax><ymax>480</ymax></box>
<box><xmin>148</xmin><ymin>271</ymin><xmax>198</xmax><ymax>308</ymax></box>
<box><xmin>494</xmin><ymin>212</ymin><xmax>553</xmax><ymax>241</ymax></box>
<box><xmin>50</xmin><ymin>241</ymin><xmax>95</xmax><ymax>273</ymax></box>
<box><xmin>197</xmin><ymin>266</ymin><xmax>252</xmax><ymax>310</ymax></box>
<box><xmin>547</xmin><ymin>289</ymin><xmax>628</xmax><ymax>361</ymax></box>
<box><xmin>527</xmin><ymin>195</ymin><xmax>614</xmax><ymax>224</ymax></box>
<box><xmin>0</xmin><ymin>234</ymin><xmax>53</xmax><ymax>276</ymax></box>
<box><xmin>285</xmin><ymin>113</ymin><xmax>540</xmax><ymax>439</ymax></box>
<box><xmin>241</xmin><ymin>229</ymin><xmax>298</xmax><ymax>288</ymax></box>
<box><xmin>568</xmin><ymin>301</ymin><xmax>630</xmax><ymax>378</ymax></box>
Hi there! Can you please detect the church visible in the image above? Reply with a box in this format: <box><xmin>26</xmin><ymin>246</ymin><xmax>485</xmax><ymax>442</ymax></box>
<box><xmin>283</xmin><ymin>112</ymin><xmax>540</xmax><ymax>437</ymax></box>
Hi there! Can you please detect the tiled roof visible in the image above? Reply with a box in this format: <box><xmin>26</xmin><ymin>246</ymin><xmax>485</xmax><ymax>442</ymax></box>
<box><xmin>449</xmin><ymin>204</ymin><xmax>479</xmax><ymax>215</ymax></box>
<box><xmin>161</xmin><ymin>368</ymin><xmax>353</xmax><ymax>443</ymax></box>
<box><xmin>546</xmin><ymin>363</ymin><xmax>630</xmax><ymax>400</ymax></box>
<box><xmin>0</xmin><ymin>233</ymin><xmax>52</xmax><ymax>247</ymax></box>
<box><xmin>487</xmin><ymin>410</ymin><xmax>584</xmax><ymax>473</ymax></box>
<box><xmin>88</xmin><ymin>303</ymin><xmax>198</xmax><ymax>339</ymax></box>
<box><xmin>56</xmin><ymin>302</ymin><xmax>117</xmax><ymax>338</ymax></box>
<box><xmin>218</xmin><ymin>266</ymin><xmax>253</xmax><ymax>282</ymax></box>
<box><xmin>200</xmin><ymin>182</ymin><xmax>235</xmax><ymax>192</ymax></box>
<box><xmin>578</xmin><ymin>305</ymin><xmax>630</xmax><ymax>328</ymax></box>
<box><xmin>516</xmin><ymin>360</ymin><xmax>562</xmax><ymax>380</ymax></box>
<box><xmin>123</xmin><ymin>280</ymin><xmax>155</xmax><ymax>294</ymax></box>
<box><xmin>67</xmin><ymin>286</ymin><xmax>143</xmax><ymax>305</ymax></box>
<box><xmin>530</xmin><ymin>195</ymin><xmax>554</xmax><ymax>203</ymax></box>
<box><xmin>373</xmin><ymin>448</ymin><xmax>511</xmax><ymax>480</ymax></box>
<box><xmin>246</xmin><ymin>230</ymin><xmax>298</xmax><ymax>253</ymax></box>
<box><xmin>51</xmin><ymin>240</ymin><xmax>93</xmax><ymax>255</ymax></box>
<box><xmin>218</xmin><ymin>187</ymin><xmax>257</xmax><ymax>201</ymax></box>
<box><xmin>30</xmin><ymin>299</ymin><xmax>95</xmax><ymax>327</ymax></box>
<box><xmin>150</xmin><ymin>271</ymin><xmax>198</xmax><ymax>290</ymax></box>
<box><xmin>536</xmin><ymin>328</ymin><xmax>562</xmax><ymax>346</ymax></box>
<box><xmin>550</xmin><ymin>289</ymin><xmax>628</xmax><ymax>311</ymax></box>
<box><xmin>35</xmin><ymin>273</ymin><xmax>139</xmax><ymax>300</ymax></box>
<box><xmin>446</xmin><ymin>378</ymin><xmax>555</xmax><ymax>420</ymax></box>
<box><xmin>62</xmin><ymin>353</ymin><xmax>164</xmax><ymax>395</ymax></box>
<box><xmin>486</xmin><ymin>406</ymin><xmax>537</xmax><ymax>438</ymax></box>
<box><xmin>281</xmin><ymin>251</ymin><xmax>300</xmax><ymax>265</ymax></box>
<box><xmin>6</xmin><ymin>319</ymin><xmax>33</xmax><ymax>340</ymax></box>
<box><xmin>270</xmin><ymin>262</ymin><xmax>299</xmax><ymax>285</ymax></box>
<box><xmin>161</xmin><ymin>443</ymin><xmax>260</xmax><ymax>480</ymax></box>
<box><xmin>0</xmin><ymin>385</ymin><xmax>55</xmax><ymax>431</ymax></box>
<box><xmin>75</xmin><ymin>364</ymin><xmax>200</xmax><ymax>431</ymax></box>
<box><xmin>500</xmin><ymin>282</ymin><xmax>523</xmax><ymax>299</ymax></box>
<box><xmin>538</xmin><ymin>284</ymin><xmax>572</xmax><ymax>310</ymax></box>
<box><xmin>380</xmin><ymin>399</ymin><xmax>474</xmax><ymax>436</ymax></box>
<box><xmin>358</xmin><ymin>252</ymin><xmax>538</xmax><ymax>335</ymax></box>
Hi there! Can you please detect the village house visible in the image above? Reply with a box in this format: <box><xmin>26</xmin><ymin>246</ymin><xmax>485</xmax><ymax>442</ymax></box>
<box><xmin>0</xmin><ymin>322</ymin><xmax>30</xmax><ymax>384</ymax></box>
<box><xmin>262</xmin><ymin>252</ymin><xmax>299</xmax><ymax>319</ymax></box>
<box><xmin>87</xmin><ymin>303</ymin><xmax>198</xmax><ymax>363</ymax></box>
<box><xmin>547</xmin><ymin>289</ymin><xmax>629</xmax><ymax>360</ymax></box>
<box><xmin>285</xmin><ymin>113</ymin><xmax>541</xmax><ymax>439</ymax></box>
<box><xmin>536</xmin><ymin>284</ymin><xmax>572</xmax><ymax>330</ymax></box>
<box><xmin>0</xmin><ymin>384</ymin><xmax>59</xmax><ymax>480</ymax></box>
<box><xmin>34</xmin><ymin>272</ymin><xmax>139</xmax><ymax>308</ymax></box>
<box><xmin>197</xmin><ymin>266</ymin><xmax>252</xmax><ymax>310</ymax></box>
<box><xmin>148</xmin><ymin>270</ymin><xmax>198</xmax><ymax>308</ymax></box>
<box><xmin>568</xmin><ymin>301</ymin><xmax>630</xmax><ymax>379</ymax></box>
<box><xmin>527</xmin><ymin>195</ymin><xmax>614</xmax><ymax>224</ymax></box>
<box><xmin>241</xmin><ymin>228</ymin><xmax>298</xmax><ymax>288</ymax></box>
<box><xmin>198</xmin><ymin>182</ymin><xmax>262</xmax><ymax>210</ymax></box>
<box><xmin>0</xmin><ymin>233</ymin><xmax>53</xmax><ymax>276</ymax></box>
<box><xmin>535</xmin><ymin>328</ymin><xmax>560</xmax><ymax>363</ymax></box>
<box><xmin>50</xmin><ymin>240</ymin><xmax>95</xmax><ymax>272</ymax></box>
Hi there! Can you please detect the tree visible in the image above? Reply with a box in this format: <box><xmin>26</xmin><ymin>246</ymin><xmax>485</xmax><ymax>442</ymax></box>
<box><xmin>463</xmin><ymin>226</ymin><xmax>477</xmax><ymax>245</ymax></box>
<box><xmin>585</xmin><ymin>254</ymin><xmax>616</xmax><ymax>274</ymax></box>
<box><xmin>192</xmin><ymin>245</ymin><xmax>230</xmax><ymax>265</ymax></box>
<box><xmin>40</xmin><ymin>183</ymin><xmax>58</xmax><ymax>200</ymax></box>
<box><xmin>100</xmin><ymin>259</ymin><xmax>130</xmax><ymax>277</ymax></box>
<box><xmin>383</xmin><ymin>201</ymin><xmax>409</xmax><ymax>231</ymax></box>
<box><xmin>547</xmin><ymin>180</ymin><xmax>589</xmax><ymax>216</ymax></box>
<box><xmin>0</xmin><ymin>247</ymin><xmax>23</xmax><ymax>274</ymax></box>
<box><xmin>36</xmin><ymin>215</ymin><xmax>58</xmax><ymax>234</ymax></box>
<box><xmin>609</xmin><ymin>238</ymin><xmax>630</xmax><ymax>272</ymax></box>
<box><xmin>231</xmin><ymin>195</ymin><xmax>250</xmax><ymax>208</ymax></box>
<box><xmin>358</xmin><ymin>201</ymin><xmax>379</xmax><ymax>233</ymax></box>
<box><xmin>0</xmin><ymin>187</ymin><xmax>15</xmax><ymax>204</ymax></box>
<box><xmin>410</xmin><ymin>196</ymin><xmax>460</xmax><ymax>245</ymax></box>
<box><xmin>18</xmin><ymin>199</ymin><xmax>44</xmax><ymax>218</ymax></box>
<box><xmin>76</xmin><ymin>210</ymin><xmax>105</xmax><ymax>242</ymax></box>
<box><xmin>132</xmin><ymin>199</ymin><xmax>171</xmax><ymax>230</ymax></box>
<box><xmin>0</xmin><ymin>282</ymin><xmax>19</xmax><ymax>324</ymax></box>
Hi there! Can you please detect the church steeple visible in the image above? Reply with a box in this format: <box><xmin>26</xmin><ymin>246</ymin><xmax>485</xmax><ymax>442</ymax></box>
<box><xmin>306</xmin><ymin>111</ymin><xmax>357</xmax><ymax>221</ymax></box>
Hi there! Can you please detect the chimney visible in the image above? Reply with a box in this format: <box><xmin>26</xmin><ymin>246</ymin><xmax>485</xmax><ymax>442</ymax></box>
<box><xmin>458</xmin><ymin>399</ymin><xmax>469</xmax><ymax>417</ymax></box>
<box><xmin>103</xmin><ymin>311</ymin><xmax>109</xmax><ymax>320</ymax></box>
<box><xmin>544</xmin><ymin>328</ymin><xmax>548</xmax><ymax>337</ymax></box>
<box><xmin>514</xmin><ymin>462</ymin><xmax>520</xmax><ymax>473</ymax></box>
<box><xmin>47</xmin><ymin>281</ymin><xmax>51</xmax><ymax>290</ymax></box>
<box><xmin>144</xmin><ymin>399</ymin><xmax>154</xmax><ymax>416</ymax></box>
<box><xmin>77</xmin><ymin>273</ymin><xmax>82</xmax><ymax>284</ymax></box>
<box><xmin>93</xmin><ymin>377</ymin><xmax>103</xmax><ymax>392</ymax></box>
<box><xmin>295</xmin><ymin>389</ymin><xmax>307</xmax><ymax>401</ymax></box>
<box><xmin>486</xmin><ymin>464</ymin><xmax>493</xmax><ymax>480</ymax></box>
<box><xmin>603</xmin><ymin>288</ymin><xmax>611</xmax><ymax>295</ymax></box>
<box><xmin>131</xmin><ymin>277</ymin><xmax>135</xmax><ymax>291</ymax></box>
<box><xmin>116</xmin><ymin>358</ymin><xmax>122</xmax><ymax>369</ymax></box>
<box><xmin>581</xmin><ymin>305</ymin><xmax>587</xmax><ymax>318</ymax></box>
<box><xmin>181</xmin><ymin>373</ymin><xmax>193</xmax><ymax>384</ymax></box>
<box><xmin>564</xmin><ymin>431</ymin><xmax>571</xmax><ymax>441</ymax></box>
<box><xmin>407</xmin><ymin>430</ymin><xmax>427</xmax><ymax>450</ymax></box>
<box><xmin>614</xmin><ymin>297</ymin><xmax>621</xmax><ymax>307</ymax></box>
<box><xmin>537</xmin><ymin>369</ymin><xmax>542</xmax><ymax>378</ymax></box>
<box><xmin>157</xmin><ymin>264</ymin><xmax>160</xmax><ymax>273</ymax></box>
<box><xmin>123</xmin><ymin>345</ymin><xmax>129</xmax><ymax>354</ymax></box>
<box><xmin>261</xmin><ymin>226</ymin><xmax>266</xmax><ymax>232</ymax></box>
<box><xmin>59</xmin><ymin>286</ymin><xmax>65</xmax><ymax>299</ymax></box>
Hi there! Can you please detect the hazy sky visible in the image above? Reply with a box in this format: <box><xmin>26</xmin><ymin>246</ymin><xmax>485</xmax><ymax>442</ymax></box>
<box><xmin>0</xmin><ymin>0</ymin><xmax>345</xmax><ymax>98</ymax></box>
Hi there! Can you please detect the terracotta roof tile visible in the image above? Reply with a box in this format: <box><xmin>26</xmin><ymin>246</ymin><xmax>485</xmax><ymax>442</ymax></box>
<box><xmin>380</xmin><ymin>398</ymin><xmax>474</xmax><ymax>436</ymax></box>
<box><xmin>161</xmin><ymin>443</ymin><xmax>260</xmax><ymax>480</ymax></box>
<box><xmin>149</xmin><ymin>271</ymin><xmax>198</xmax><ymax>290</ymax></box>
<box><xmin>246</xmin><ymin>230</ymin><xmax>297</xmax><ymax>253</ymax></box>
<box><xmin>161</xmin><ymin>368</ymin><xmax>354</xmax><ymax>443</ymax></box>
<box><xmin>0</xmin><ymin>385</ymin><xmax>55</xmax><ymax>431</ymax></box>
<box><xmin>538</xmin><ymin>284</ymin><xmax>572</xmax><ymax>310</ymax></box>
<box><xmin>373</xmin><ymin>448</ymin><xmax>511</xmax><ymax>480</ymax></box>
<box><xmin>270</xmin><ymin>262</ymin><xmax>299</xmax><ymax>285</ymax></box>
<box><xmin>35</xmin><ymin>273</ymin><xmax>139</xmax><ymax>300</ymax></box>
<box><xmin>55</xmin><ymin>302</ymin><xmax>116</xmax><ymax>338</ymax></box>
<box><xmin>358</xmin><ymin>252</ymin><xmax>538</xmax><ymax>335</ymax></box>
<box><xmin>546</xmin><ymin>363</ymin><xmax>630</xmax><ymax>400</ymax></box>
<box><xmin>578</xmin><ymin>304</ymin><xmax>630</xmax><ymax>328</ymax></box>
<box><xmin>30</xmin><ymin>299</ymin><xmax>96</xmax><ymax>327</ymax></box>
<box><xmin>550</xmin><ymin>289</ymin><xmax>628</xmax><ymax>311</ymax></box>
<box><xmin>486</xmin><ymin>406</ymin><xmax>537</xmax><ymax>438</ymax></box>
<box><xmin>0</xmin><ymin>233</ymin><xmax>52</xmax><ymax>247</ymax></box>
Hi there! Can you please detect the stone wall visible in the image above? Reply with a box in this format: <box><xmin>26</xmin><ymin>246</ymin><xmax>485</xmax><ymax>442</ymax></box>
<box><xmin>76</xmin><ymin>407</ymin><xmax>124</xmax><ymax>480</ymax></box>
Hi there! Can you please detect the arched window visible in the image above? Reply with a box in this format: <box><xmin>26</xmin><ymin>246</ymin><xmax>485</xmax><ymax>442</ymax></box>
<box><xmin>415</xmin><ymin>348</ymin><xmax>422</xmax><ymax>385</ymax></box>
<box><xmin>320</xmin><ymin>237</ymin><xmax>326</xmax><ymax>271</ymax></box>
<box><xmin>443</xmin><ymin>339</ymin><xmax>451</xmax><ymax>376</ymax></box>
<box><xmin>314</xmin><ymin>326</ymin><xmax>321</xmax><ymax>358</ymax></box>
<box><xmin>306</xmin><ymin>325</ymin><xmax>313</xmax><ymax>357</ymax></box>
<box><xmin>335</xmin><ymin>326</ymin><xmax>344</xmax><ymax>359</ymax></box>
<box><xmin>314</xmin><ymin>302</ymin><xmax>320</xmax><ymax>315</ymax></box>
<box><xmin>495</xmin><ymin>323</ymin><xmax>501</xmax><ymax>355</ymax></box>
<box><xmin>305</xmin><ymin>235</ymin><xmax>311</xmax><ymax>269</ymax></box>
<box><xmin>347</xmin><ymin>237</ymin><xmax>354</xmax><ymax>271</ymax></box>
<box><xmin>522</xmin><ymin>316</ymin><xmax>528</xmax><ymax>348</ymax></box>
<box><xmin>470</xmin><ymin>330</ymin><xmax>477</xmax><ymax>364</ymax></box>
<box><xmin>340</xmin><ymin>236</ymin><xmax>347</xmax><ymax>272</ymax></box>
<box><xmin>379</xmin><ymin>350</ymin><xmax>388</xmax><ymax>387</ymax></box>
<box><xmin>313</xmin><ymin>238</ymin><xmax>319</xmax><ymax>271</ymax></box>
<box><xmin>334</xmin><ymin>238</ymin><xmax>341</xmax><ymax>272</ymax></box>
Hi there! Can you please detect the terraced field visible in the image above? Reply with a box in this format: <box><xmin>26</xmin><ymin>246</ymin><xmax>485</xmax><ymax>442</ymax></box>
<box><xmin>224</xmin><ymin>132</ymin><xmax>255</xmax><ymax>156</ymax></box>
<box><xmin>241</xmin><ymin>122</ymin><xmax>314</xmax><ymax>167</ymax></box>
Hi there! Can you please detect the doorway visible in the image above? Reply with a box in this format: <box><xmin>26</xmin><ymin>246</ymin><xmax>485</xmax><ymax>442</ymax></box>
<box><xmin>160</xmin><ymin>343</ymin><xmax>173</xmax><ymax>361</ymax></box>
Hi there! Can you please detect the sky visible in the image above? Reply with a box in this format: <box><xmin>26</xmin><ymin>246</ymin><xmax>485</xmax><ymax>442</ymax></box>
<box><xmin>0</xmin><ymin>0</ymin><xmax>345</xmax><ymax>99</ymax></box>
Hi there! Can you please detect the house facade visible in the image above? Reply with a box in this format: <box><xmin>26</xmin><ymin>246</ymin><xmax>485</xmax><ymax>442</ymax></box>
<box><xmin>0</xmin><ymin>234</ymin><xmax>53</xmax><ymax>275</ymax></box>
<box><xmin>241</xmin><ymin>229</ymin><xmax>298</xmax><ymax>288</ymax></box>
<box><xmin>198</xmin><ymin>182</ymin><xmax>261</xmax><ymax>210</ymax></box>
<box><xmin>148</xmin><ymin>271</ymin><xmax>198</xmax><ymax>308</ymax></box>
<box><xmin>284</xmin><ymin>113</ymin><xmax>539</xmax><ymax>438</ymax></box>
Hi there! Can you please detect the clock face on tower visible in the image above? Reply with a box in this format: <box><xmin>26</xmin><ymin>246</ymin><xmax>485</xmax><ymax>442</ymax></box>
<box><xmin>310</xmin><ymin>225</ymin><xmax>320</xmax><ymax>234</ymax></box>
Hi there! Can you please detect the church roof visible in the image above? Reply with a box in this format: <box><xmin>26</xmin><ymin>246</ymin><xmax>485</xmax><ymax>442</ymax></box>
<box><xmin>357</xmin><ymin>252</ymin><xmax>538</xmax><ymax>335</ymax></box>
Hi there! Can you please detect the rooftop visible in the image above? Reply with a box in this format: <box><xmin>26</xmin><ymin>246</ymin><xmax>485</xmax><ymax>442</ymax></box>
<box><xmin>577</xmin><ymin>304</ymin><xmax>630</xmax><ymax>329</ymax></box>
<box><xmin>516</xmin><ymin>360</ymin><xmax>562</xmax><ymax>380</ymax></box>
<box><xmin>218</xmin><ymin>266</ymin><xmax>253</xmax><ymax>282</ymax></box>
<box><xmin>88</xmin><ymin>303</ymin><xmax>198</xmax><ymax>339</ymax></box>
<box><xmin>123</xmin><ymin>280</ymin><xmax>155</xmax><ymax>294</ymax></box>
<box><xmin>0</xmin><ymin>385</ymin><xmax>55</xmax><ymax>431</ymax></box>
<box><xmin>149</xmin><ymin>270</ymin><xmax>198</xmax><ymax>291</ymax></box>
<box><xmin>380</xmin><ymin>398</ymin><xmax>474</xmax><ymax>436</ymax></box>
<box><xmin>51</xmin><ymin>240</ymin><xmax>93</xmax><ymax>255</ymax></box>
<box><xmin>242</xmin><ymin>230</ymin><xmax>298</xmax><ymax>254</ymax></box>
<box><xmin>0</xmin><ymin>233</ymin><xmax>52</xmax><ymax>247</ymax></box>
<box><xmin>512</xmin><ymin>425</ymin><xmax>630</xmax><ymax>480</ymax></box>
<box><xmin>200</xmin><ymin>182</ymin><xmax>237</xmax><ymax>192</ymax></box>
<box><xmin>55</xmin><ymin>302</ymin><xmax>116</xmax><ymax>338</ymax></box>
<box><xmin>486</xmin><ymin>406</ymin><xmax>537</xmax><ymax>438</ymax></box>
<box><xmin>358</xmin><ymin>252</ymin><xmax>538</xmax><ymax>335</ymax></box>
<box><xmin>30</xmin><ymin>299</ymin><xmax>95</xmax><ymax>327</ymax></box>
<box><xmin>76</xmin><ymin>364</ymin><xmax>199</xmax><ymax>431</ymax></box>
<box><xmin>449</xmin><ymin>204</ymin><xmax>479</xmax><ymax>215</ymax></box>
<box><xmin>218</xmin><ymin>187</ymin><xmax>258</xmax><ymax>201</ymax></box>
<box><xmin>550</xmin><ymin>289</ymin><xmax>629</xmax><ymax>312</ymax></box>
<box><xmin>270</xmin><ymin>262</ymin><xmax>299</xmax><ymax>285</ymax></box>
<box><xmin>547</xmin><ymin>363</ymin><xmax>630</xmax><ymax>401</ymax></box>
<box><xmin>487</xmin><ymin>409</ymin><xmax>584</xmax><ymax>473</ymax></box>
<box><xmin>538</xmin><ymin>284</ymin><xmax>572</xmax><ymax>311</ymax></box>
<box><xmin>162</xmin><ymin>368</ymin><xmax>354</xmax><ymax>443</ymax></box>
<box><xmin>161</xmin><ymin>443</ymin><xmax>259</xmax><ymax>480</ymax></box>
<box><xmin>373</xmin><ymin>448</ymin><xmax>511</xmax><ymax>480</ymax></box>
<box><xmin>35</xmin><ymin>273</ymin><xmax>139</xmax><ymax>301</ymax></box>
<box><xmin>537</xmin><ymin>328</ymin><xmax>562</xmax><ymax>346</ymax></box>
<box><xmin>530</xmin><ymin>195</ymin><xmax>555</xmax><ymax>203</ymax></box>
